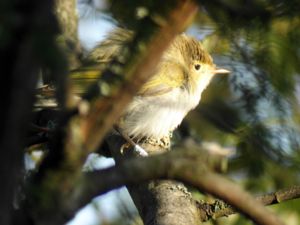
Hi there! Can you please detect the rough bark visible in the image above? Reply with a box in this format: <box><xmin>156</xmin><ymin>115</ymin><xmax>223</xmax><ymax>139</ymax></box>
<box><xmin>207</xmin><ymin>185</ymin><xmax>300</xmax><ymax>220</ymax></box>
<box><xmin>107</xmin><ymin>135</ymin><xmax>201</xmax><ymax>225</ymax></box>
<box><xmin>67</xmin><ymin>141</ymin><xmax>285</xmax><ymax>225</ymax></box>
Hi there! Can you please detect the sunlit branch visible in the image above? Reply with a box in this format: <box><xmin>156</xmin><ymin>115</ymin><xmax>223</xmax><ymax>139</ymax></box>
<box><xmin>69</xmin><ymin>148</ymin><xmax>284</xmax><ymax>225</ymax></box>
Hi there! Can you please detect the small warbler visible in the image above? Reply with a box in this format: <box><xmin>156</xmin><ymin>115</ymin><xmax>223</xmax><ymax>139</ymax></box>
<box><xmin>72</xmin><ymin>29</ymin><xmax>229</xmax><ymax>146</ymax></box>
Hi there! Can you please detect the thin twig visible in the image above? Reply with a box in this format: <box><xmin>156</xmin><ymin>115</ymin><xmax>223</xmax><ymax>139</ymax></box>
<box><xmin>198</xmin><ymin>185</ymin><xmax>300</xmax><ymax>221</ymax></box>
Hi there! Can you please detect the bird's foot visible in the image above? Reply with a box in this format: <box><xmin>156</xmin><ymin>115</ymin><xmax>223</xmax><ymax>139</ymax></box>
<box><xmin>141</xmin><ymin>133</ymin><xmax>172</xmax><ymax>149</ymax></box>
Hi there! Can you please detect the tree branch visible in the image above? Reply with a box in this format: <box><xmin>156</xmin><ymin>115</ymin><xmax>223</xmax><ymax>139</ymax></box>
<box><xmin>197</xmin><ymin>185</ymin><xmax>300</xmax><ymax>221</ymax></box>
<box><xmin>257</xmin><ymin>186</ymin><xmax>300</xmax><ymax>205</ymax></box>
<box><xmin>66</xmin><ymin>147</ymin><xmax>284</xmax><ymax>225</ymax></box>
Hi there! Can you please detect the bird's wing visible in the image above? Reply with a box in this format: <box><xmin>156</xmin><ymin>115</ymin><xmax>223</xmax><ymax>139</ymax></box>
<box><xmin>138</xmin><ymin>78</ymin><xmax>174</xmax><ymax>96</ymax></box>
<box><xmin>70</xmin><ymin>65</ymin><xmax>105</xmax><ymax>95</ymax></box>
<box><xmin>70</xmin><ymin>28</ymin><xmax>132</xmax><ymax>95</ymax></box>
<box><xmin>138</xmin><ymin>61</ymin><xmax>187</xmax><ymax>97</ymax></box>
<box><xmin>70</xmin><ymin>28</ymin><xmax>188</xmax><ymax>97</ymax></box>
<box><xmin>70</xmin><ymin>64</ymin><xmax>177</xmax><ymax>97</ymax></box>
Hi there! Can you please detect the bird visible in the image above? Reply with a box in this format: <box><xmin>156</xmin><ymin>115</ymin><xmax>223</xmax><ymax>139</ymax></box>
<box><xmin>71</xmin><ymin>29</ymin><xmax>229</xmax><ymax>151</ymax></box>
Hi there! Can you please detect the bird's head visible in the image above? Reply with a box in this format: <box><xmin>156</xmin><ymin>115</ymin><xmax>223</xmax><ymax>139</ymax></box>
<box><xmin>162</xmin><ymin>34</ymin><xmax>230</xmax><ymax>95</ymax></box>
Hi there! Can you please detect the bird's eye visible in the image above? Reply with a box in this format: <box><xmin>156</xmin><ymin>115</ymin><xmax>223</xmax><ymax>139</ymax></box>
<box><xmin>194</xmin><ymin>64</ymin><xmax>201</xmax><ymax>70</ymax></box>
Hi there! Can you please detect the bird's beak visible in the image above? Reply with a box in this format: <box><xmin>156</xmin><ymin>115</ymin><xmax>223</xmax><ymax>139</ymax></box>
<box><xmin>213</xmin><ymin>68</ymin><xmax>230</xmax><ymax>74</ymax></box>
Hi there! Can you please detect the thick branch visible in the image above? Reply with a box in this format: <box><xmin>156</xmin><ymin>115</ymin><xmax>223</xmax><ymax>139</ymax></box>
<box><xmin>107</xmin><ymin>136</ymin><xmax>201</xmax><ymax>225</ymax></box>
<box><xmin>67</xmin><ymin>148</ymin><xmax>284</xmax><ymax>225</ymax></box>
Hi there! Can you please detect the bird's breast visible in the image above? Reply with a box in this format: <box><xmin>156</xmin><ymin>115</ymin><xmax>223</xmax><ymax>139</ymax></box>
<box><xmin>120</xmin><ymin>87</ymin><xmax>201</xmax><ymax>139</ymax></box>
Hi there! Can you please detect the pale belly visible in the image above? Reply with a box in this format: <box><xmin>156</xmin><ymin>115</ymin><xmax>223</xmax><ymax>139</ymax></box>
<box><xmin>120</xmin><ymin>88</ymin><xmax>201</xmax><ymax>139</ymax></box>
